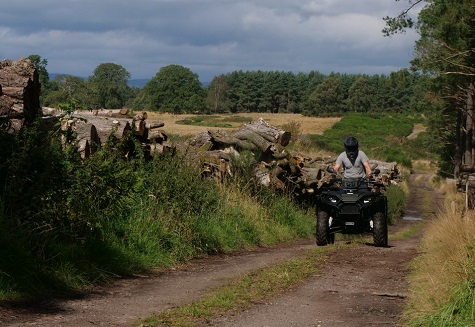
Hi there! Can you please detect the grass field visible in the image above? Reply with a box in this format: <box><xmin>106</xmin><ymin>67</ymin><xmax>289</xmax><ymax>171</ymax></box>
<box><xmin>145</xmin><ymin>112</ymin><xmax>341</xmax><ymax>136</ymax></box>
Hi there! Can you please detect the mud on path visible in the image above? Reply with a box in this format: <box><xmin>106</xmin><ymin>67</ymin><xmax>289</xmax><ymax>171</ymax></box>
<box><xmin>0</xmin><ymin>170</ymin><xmax>441</xmax><ymax>327</ymax></box>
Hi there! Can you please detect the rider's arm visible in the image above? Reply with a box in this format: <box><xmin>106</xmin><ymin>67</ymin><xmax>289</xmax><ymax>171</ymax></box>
<box><xmin>363</xmin><ymin>161</ymin><xmax>372</xmax><ymax>177</ymax></box>
<box><xmin>334</xmin><ymin>163</ymin><xmax>341</xmax><ymax>173</ymax></box>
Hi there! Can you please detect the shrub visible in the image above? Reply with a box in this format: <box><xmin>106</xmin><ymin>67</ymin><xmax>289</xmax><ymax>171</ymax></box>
<box><xmin>310</xmin><ymin>113</ymin><xmax>427</xmax><ymax>168</ymax></box>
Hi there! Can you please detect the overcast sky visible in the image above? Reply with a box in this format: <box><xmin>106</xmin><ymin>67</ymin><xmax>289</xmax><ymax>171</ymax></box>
<box><xmin>0</xmin><ymin>0</ymin><xmax>419</xmax><ymax>82</ymax></box>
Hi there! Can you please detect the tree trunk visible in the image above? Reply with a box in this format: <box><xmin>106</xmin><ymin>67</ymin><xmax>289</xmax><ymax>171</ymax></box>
<box><xmin>469</xmin><ymin>84</ymin><xmax>475</xmax><ymax>169</ymax></box>
<box><xmin>464</xmin><ymin>90</ymin><xmax>473</xmax><ymax>167</ymax></box>
<box><xmin>455</xmin><ymin>106</ymin><xmax>462</xmax><ymax>178</ymax></box>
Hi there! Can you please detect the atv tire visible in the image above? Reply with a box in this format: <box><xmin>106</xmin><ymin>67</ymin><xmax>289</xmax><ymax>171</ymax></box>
<box><xmin>373</xmin><ymin>211</ymin><xmax>388</xmax><ymax>247</ymax></box>
<box><xmin>316</xmin><ymin>210</ymin><xmax>334</xmax><ymax>246</ymax></box>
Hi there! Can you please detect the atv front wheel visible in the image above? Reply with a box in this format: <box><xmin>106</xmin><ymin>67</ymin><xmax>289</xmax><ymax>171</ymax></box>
<box><xmin>373</xmin><ymin>212</ymin><xmax>388</xmax><ymax>247</ymax></box>
<box><xmin>316</xmin><ymin>210</ymin><xmax>334</xmax><ymax>246</ymax></box>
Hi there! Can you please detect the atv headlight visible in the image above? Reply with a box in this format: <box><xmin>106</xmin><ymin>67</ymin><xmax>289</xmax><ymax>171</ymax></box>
<box><xmin>362</xmin><ymin>196</ymin><xmax>373</xmax><ymax>204</ymax></box>
<box><xmin>327</xmin><ymin>196</ymin><xmax>338</xmax><ymax>203</ymax></box>
<box><xmin>322</xmin><ymin>196</ymin><xmax>338</xmax><ymax>205</ymax></box>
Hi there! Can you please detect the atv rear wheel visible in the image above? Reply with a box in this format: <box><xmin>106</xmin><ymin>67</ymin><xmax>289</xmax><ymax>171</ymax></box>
<box><xmin>373</xmin><ymin>212</ymin><xmax>388</xmax><ymax>247</ymax></box>
<box><xmin>316</xmin><ymin>210</ymin><xmax>333</xmax><ymax>246</ymax></box>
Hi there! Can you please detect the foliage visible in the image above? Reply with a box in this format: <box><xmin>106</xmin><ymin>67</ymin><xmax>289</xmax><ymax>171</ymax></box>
<box><xmin>346</xmin><ymin>76</ymin><xmax>375</xmax><ymax>112</ymax></box>
<box><xmin>88</xmin><ymin>63</ymin><xmax>132</xmax><ymax>109</ymax></box>
<box><xmin>27</xmin><ymin>55</ymin><xmax>50</xmax><ymax>97</ymax></box>
<box><xmin>386</xmin><ymin>184</ymin><xmax>408</xmax><ymax>225</ymax></box>
<box><xmin>43</xmin><ymin>74</ymin><xmax>89</xmax><ymax>108</ymax></box>
<box><xmin>205</xmin><ymin>74</ymin><xmax>231</xmax><ymax>113</ymax></box>
<box><xmin>382</xmin><ymin>0</ymin><xmax>422</xmax><ymax>36</ymax></box>
<box><xmin>135</xmin><ymin>64</ymin><xmax>205</xmax><ymax>113</ymax></box>
<box><xmin>34</xmin><ymin>53</ymin><xmax>429</xmax><ymax>117</ymax></box>
<box><xmin>0</xmin><ymin>124</ymin><xmax>314</xmax><ymax>299</ymax></box>
<box><xmin>310</xmin><ymin>113</ymin><xmax>430</xmax><ymax>167</ymax></box>
<box><xmin>304</xmin><ymin>75</ymin><xmax>344</xmax><ymax>115</ymax></box>
<box><xmin>384</xmin><ymin>0</ymin><xmax>475</xmax><ymax>177</ymax></box>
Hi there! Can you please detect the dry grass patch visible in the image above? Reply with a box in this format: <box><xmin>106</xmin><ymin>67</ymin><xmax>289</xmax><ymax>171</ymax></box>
<box><xmin>145</xmin><ymin>112</ymin><xmax>341</xmax><ymax>137</ymax></box>
<box><xmin>403</xmin><ymin>187</ymin><xmax>475</xmax><ymax>325</ymax></box>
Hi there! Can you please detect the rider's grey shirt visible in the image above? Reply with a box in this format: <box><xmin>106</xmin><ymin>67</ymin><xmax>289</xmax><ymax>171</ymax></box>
<box><xmin>336</xmin><ymin>150</ymin><xmax>369</xmax><ymax>178</ymax></box>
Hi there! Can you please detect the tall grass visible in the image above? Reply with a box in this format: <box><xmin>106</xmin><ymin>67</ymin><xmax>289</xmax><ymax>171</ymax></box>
<box><xmin>403</xmin><ymin>183</ymin><xmax>475</xmax><ymax>326</ymax></box>
<box><xmin>386</xmin><ymin>182</ymin><xmax>408</xmax><ymax>225</ymax></box>
<box><xmin>0</xmin><ymin>124</ymin><xmax>314</xmax><ymax>300</ymax></box>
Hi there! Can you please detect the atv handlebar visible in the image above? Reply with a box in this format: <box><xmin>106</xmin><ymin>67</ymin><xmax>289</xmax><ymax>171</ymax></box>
<box><xmin>326</xmin><ymin>166</ymin><xmax>380</xmax><ymax>180</ymax></box>
<box><xmin>325</xmin><ymin>166</ymin><xmax>385</xmax><ymax>189</ymax></box>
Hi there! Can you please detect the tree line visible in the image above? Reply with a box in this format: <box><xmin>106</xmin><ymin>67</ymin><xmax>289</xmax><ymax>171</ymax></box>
<box><xmin>31</xmin><ymin>56</ymin><xmax>430</xmax><ymax>117</ymax></box>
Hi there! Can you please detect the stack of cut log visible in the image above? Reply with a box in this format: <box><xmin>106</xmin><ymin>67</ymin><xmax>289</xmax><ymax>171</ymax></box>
<box><xmin>42</xmin><ymin>110</ymin><xmax>175</xmax><ymax>159</ymax></box>
<box><xmin>369</xmin><ymin>160</ymin><xmax>401</xmax><ymax>185</ymax></box>
<box><xmin>190</xmin><ymin>118</ymin><xmax>330</xmax><ymax>197</ymax></box>
<box><xmin>189</xmin><ymin>117</ymin><xmax>296</xmax><ymax>184</ymax></box>
<box><xmin>190</xmin><ymin>118</ymin><xmax>402</xmax><ymax>199</ymax></box>
<box><xmin>0</xmin><ymin>58</ymin><xmax>41</xmax><ymax>133</ymax></box>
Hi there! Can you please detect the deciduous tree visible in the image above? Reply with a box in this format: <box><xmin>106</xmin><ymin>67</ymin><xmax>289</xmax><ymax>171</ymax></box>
<box><xmin>88</xmin><ymin>63</ymin><xmax>131</xmax><ymax>109</ymax></box>
<box><xmin>138</xmin><ymin>65</ymin><xmax>204</xmax><ymax>113</ymax></box>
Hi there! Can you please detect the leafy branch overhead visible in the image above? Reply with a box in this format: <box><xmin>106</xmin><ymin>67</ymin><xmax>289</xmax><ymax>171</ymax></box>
<box><xmin>382</xmin><ymin>0</ymin><xmax>423</xmax><ymax>36</ymax></box>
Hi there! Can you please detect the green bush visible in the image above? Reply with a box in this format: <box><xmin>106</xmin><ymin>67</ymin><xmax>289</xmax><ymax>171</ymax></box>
<box><xmin>385</xmin><ymin>184</ymin><xmax>408</xmax><ymax>224</ymax></box>
<box><xmin>309</xmin><ymin>113</ymin><xmax>434</xmax><ymax>168</ymax></box>
<box><xmin>0</xmin><ymin>124</ymin><xmax>315</xmax><ymax>299</ymax></box>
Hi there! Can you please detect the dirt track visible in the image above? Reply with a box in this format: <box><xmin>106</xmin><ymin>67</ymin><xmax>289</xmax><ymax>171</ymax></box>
<box><xmin>0</xmin><ymin>170</ymin><xmax>440</xmax><ymax>326</ymax></box>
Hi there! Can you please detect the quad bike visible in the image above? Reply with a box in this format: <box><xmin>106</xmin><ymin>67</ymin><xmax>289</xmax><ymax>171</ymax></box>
<box><xmin>315</xmin><ymin>167</ymin><xmax>388</xmax><ymax>247</ymax></box>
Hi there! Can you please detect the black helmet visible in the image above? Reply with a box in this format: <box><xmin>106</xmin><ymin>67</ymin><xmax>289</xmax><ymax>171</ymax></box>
<box><xmin>344</xmin><ymin>136</ymin><xmax>359</xmax><ymax>161</ymax></box>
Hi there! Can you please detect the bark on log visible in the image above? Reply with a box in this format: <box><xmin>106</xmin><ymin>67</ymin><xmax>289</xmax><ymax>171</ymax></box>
<box><xmin>189</xmin><ymin>131</ymin><xmax>212</xmax><ymax>147</ymax></box>
<box><xmin>77</xmin><ymin>139</ymin><xmax>91</xmax><ymax>159</ymax></box>
<box><xmin>369</xmin><ymin>160</ymin><xmax>400</xmax><ymax>180</ymax></box>
<box><xmin>460</xmin><ymin>165</ymin><xmax>475</xmax><ymax>173</ymax></box>
<box><xmin>232</xmin><ymin>128</ymin><xmax>273</xmax><ymax>153</ymax></box>
<box><xmin>134</xmin><ymin>119</ymin><xmax>146</xmax><ymax>136</ymax></box>
<box><xmin>147</xmin><ymin>129</ymin><xmax>168</xmax><ymax>142</ymax></box>
<box><xmin>300</xmin><ymin>166</ymin><xmax>325</xmax><ymax>187</ymax></box>
<box><xmin>2</xmin><ymin>86</ymin><xmax>24</xmax><ymax>99</ymax></box>
<box><xmin>241</xmin><ymin>117</ymin><xmax>291</xmax><ymax>146</ymax></box>
<box><xmin>254</xmin><ymin>163</ymin><xmax>271</xmax><ymax>187</ymax></box>
<box><xmin>269</xmin><ymin>165</ymin><xmax>287</xmax><ymax>189</ymax></box>
<box><xmin>208</xmin><ymin>130</ymin><xmax>258</xmax><ymax>151</ymax></box>
<box><xmin>0</xmin><ymin>58</ymin><xmax>41</xmax><ymax>130</ymax></box>
<box><xmin>40</xmin><ymin>115</ymin><xmax>59</xmax><ymax>131</ymax></box>
<box><xmin>199</xmin><ymin>150</ymin><xmax>232</xmax><ymax>165</ymax></box>
<box><xmin>148</xmin><ymin>121</ymin><xmax>165</xmax><ymax>129</ymax></box>
<box><xmin>65</xmin><ymin>115</ymin><xmax>133</xmax><ymax>152</ymax></box>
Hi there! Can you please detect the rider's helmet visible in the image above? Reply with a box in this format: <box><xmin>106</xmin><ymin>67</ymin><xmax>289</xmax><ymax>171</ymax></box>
<box><xmin>344</xmin><ymin>136</ymin><xmax>359</xmax><ymax>161</ymax></box>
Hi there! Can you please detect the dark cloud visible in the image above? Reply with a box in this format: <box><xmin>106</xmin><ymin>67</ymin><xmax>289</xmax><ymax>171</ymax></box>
<box><xmin>0</xmin><ymin>0</ymin><xmax>419</xmax><ymax>81</ymax></box>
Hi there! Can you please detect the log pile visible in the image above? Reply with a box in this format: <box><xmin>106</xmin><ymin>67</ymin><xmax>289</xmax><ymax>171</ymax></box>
<box><xmin>42</xmin><ymin>110</ymin><xmax>174</xmax><ymax>159</ymax></box>
<box><xmin>0</xmin><ymin>58</ymin><xmax>41</xmax><ymax>133</ymax></box>
<box><xmin>190</xmin><ymin>118</ymin><xmax>401</xmax><ymax>200</ymax></box>
<box><xmin>369</xmin><ymin>160</ymin><xmax>401</xmax><ymax>185</ymax></box>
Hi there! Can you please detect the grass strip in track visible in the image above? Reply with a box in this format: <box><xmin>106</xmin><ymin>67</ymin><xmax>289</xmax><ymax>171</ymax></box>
<box><xmin>138</xmin><ymin>220</ymin><xmax>421</xmax><ymax>326</ymax></box>
<box><xmin>138</xmin><ymin>244</ymin><xmax>347</xmax><ymax>327</ymax></box>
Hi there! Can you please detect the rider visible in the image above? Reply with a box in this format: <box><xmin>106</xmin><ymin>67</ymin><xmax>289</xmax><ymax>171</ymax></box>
<box><xmin>334</xmin><ymin>136</ymin><xmax>372</xmax><ymax>179</ymax></box>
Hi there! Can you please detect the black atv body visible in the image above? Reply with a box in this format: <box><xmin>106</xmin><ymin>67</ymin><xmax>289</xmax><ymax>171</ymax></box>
<box><xmin>315</xmin><ymin>168</ymin><xmax>388</xmax><ymax>247</ymax></box>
